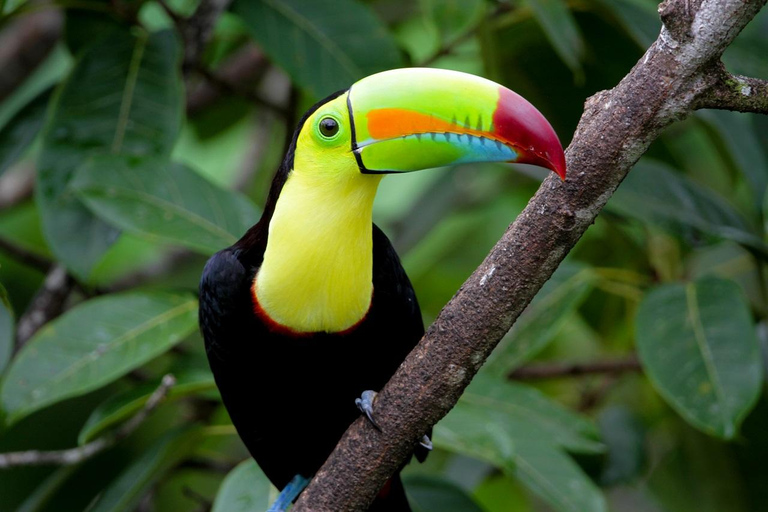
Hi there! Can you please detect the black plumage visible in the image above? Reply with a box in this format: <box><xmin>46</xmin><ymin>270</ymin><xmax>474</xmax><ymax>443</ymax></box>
<box><xmin>199</xmin><ymin>92</ymin><xmax>425</xmax><ymax>510</ymax></box>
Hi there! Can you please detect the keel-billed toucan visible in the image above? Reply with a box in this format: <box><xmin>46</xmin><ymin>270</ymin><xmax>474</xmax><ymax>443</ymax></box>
<box><xmin>200</xmin><ymin>68</ymin><xmax>566</xmax><ymax>511</ymax></box>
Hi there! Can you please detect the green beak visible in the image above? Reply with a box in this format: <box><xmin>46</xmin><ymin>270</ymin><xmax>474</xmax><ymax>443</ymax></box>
<box><xmin>347</xmin><ymin>68</ymin><xmax>566</xmax><ymax>179</ymax></box>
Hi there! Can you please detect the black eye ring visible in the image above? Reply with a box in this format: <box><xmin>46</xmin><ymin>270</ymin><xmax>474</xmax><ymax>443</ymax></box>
<box><xmin>319</xmin><ymin>117</ymin><xmax>339</xmax><ymax>138</ymax></box>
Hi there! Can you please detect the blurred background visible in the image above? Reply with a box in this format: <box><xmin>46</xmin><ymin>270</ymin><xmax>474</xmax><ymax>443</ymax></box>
<box><xmin>0</xmin><ymin>0</ymin><xmax>767</xmax><ymax>510</ymax></box>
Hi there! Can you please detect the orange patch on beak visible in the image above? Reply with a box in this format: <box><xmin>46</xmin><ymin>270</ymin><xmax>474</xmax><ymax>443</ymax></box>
<box><xmin>366</xmin><ymin>109</ymin><xmax>502</xmax><ymax>143</ymax></box>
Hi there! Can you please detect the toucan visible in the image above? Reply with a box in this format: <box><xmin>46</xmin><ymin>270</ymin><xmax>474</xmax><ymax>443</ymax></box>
<box><xmin>199</xmin><ymin>68</ymin><xmax>566</xmax><ymax>511</ymax></box>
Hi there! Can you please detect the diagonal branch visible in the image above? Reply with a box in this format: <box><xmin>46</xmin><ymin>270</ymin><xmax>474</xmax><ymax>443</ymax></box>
<box><xmin>0</xmin><ymin>374</ymin><xmax>176</xmax><ymax>469</ymax></box>
<box><xmin>292</xmin><ymin>0</ymin><xmax>768</xmax><ymax>509</ymax></box>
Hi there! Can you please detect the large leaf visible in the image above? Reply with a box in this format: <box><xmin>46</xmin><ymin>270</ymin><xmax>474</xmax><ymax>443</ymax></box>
<box><xmin>699</xmin><ymin>111</ymin><xmax>768</xmax><ymax>208</ymax></box>
<box><xmin>460</xmin><ymin>374</ymin><xmax>603</xmax><ymax>454</ymax></box>
<box><xmin>0</xmin><ymin>88</ymin><xmax>51</xmax><ymax>177</ymax></box>
<box><xmin>37</xmin><ymin>29</ymin><xmax>182</xmax><ymax>279</ymax></box>
<box><xmin>608</xmin><ymin>160</ymin><xmax>768</xmax><ymax>256</ymax></box>
<box><xmin>403</xmin><ymin>475</ymin><xmax>484</xmax><ymax>512</ymax></box>
<box><xmin>524</xmin><ymin>0</ymin><xmax>584</xmax><ymax>76</ymax></box>
<box><xmin>420</xmin><ymin>0</ymin><xmax>486</xmax><ymax>44</ymax></box>
<box><xmin>434</xmin><ymin>381</ymin><xmax>606</xmax><ymax>512</ymax></box>
<box><xmin>232</xmin><ymin>0</ymin><xmax>402</xmax><ymax>98</ymax></box>
<box><xmin>89</xmin><ymin>427</ymin><xmax>202</xmax><ymax>512</ymax></box>
<box><xmin>72</xmin><ymin>156</ymin><xmax>259</xmax><ymax>255</ymax></box>
<box><xmin>593</xmin><ymin>0</ymin><xmax>660</xmax><ymax>48</ymax></box>
<box><xmin>0</xmin><ymin>282</ymin><xmax>13</xmax><ymax>375</ymax></box>
<box><xmin>212</xmin><ymin>459</ymin><xmax>274</xmax><ymax>512</ymax></box>
<box><xmin>1</xmin><ymin>291</ymin><xmax>197</xmax><ymax>424</ymax></box>
<box><xmin>486</xmin><ymin>264</ymin><xmax>595</xmax><ymax>375</ymax></box>
<box><xmin>78</xmin><ymin>370</ymin><xmax>215</xmax><ymax>444</ymax></box>
<box><xmin>636</xmin><ymin>277</ymin><xmax>763</xmax><ymax>438</ymax></box>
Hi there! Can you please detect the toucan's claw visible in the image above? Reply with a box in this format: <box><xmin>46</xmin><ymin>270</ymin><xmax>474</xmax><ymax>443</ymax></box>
<box><xmin>355</xmin><ymin>390</ymin><xmax>382</xmax><ymax>431</ymax></box>
<box><xmin>420</xmin><ymin>434</ymin><xmax>433</xmax><ymax>451</ymax></box>
<box><xmin>266</xmin><ymin>474</ymin><xmax>309</xmax><ymax>512</ymax></box>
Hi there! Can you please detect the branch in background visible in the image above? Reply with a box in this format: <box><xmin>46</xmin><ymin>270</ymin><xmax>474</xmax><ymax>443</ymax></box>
<box><xmin>508</xmin><ymin>356</ymin><xmax>642</xmax><ymax>380</ymax></box>
<box><xmin>178</xmin><ymin>0</ymin><xmax>234</xmax><ymax>71</ymax></box>
<box><xmin>0</xmin><ymin>165</ymin><xmax>34</xmax><ymax>210</ymax></box>
<box><xmin>0</xmin><ymin>8</ymin><xmax>63</xmax><ymax>103</ymax></box>
<box><xmin>0</xmin><ymin>236</ymin><xmax>53</xmax><ymax>274</ymax></box>
<box><xmin>186</xmin><ymin>45</ymin><xmax>268</xmax><ymax>115</ymax></box>
<box><xmin>292</xmin><ymin>1</ymin><xmax>768</xmax><ymax>509</ymax></box>
<box><xmin>694</xmin><ymin>63</ymin><xmax>768</xmax><ymax>114</ymax></box>
<box><xmin>14</xmin><ymin>264</ymin><xmax>75</xmax><ymax>351</ymax></box>
<box><xmin>0</xmin><ymin>374</ymin><xmax>176</xmax><ymax>469</ymax></box>
<box><xmin>194</xmin><ymin>65</ymin><xmax>289</xmax><ymax>117</ymax></box>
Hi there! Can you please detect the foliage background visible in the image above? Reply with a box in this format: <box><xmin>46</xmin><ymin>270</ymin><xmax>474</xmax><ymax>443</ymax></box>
<box><xmin>0</xmin><ymin>0</ymin><xmax>767</xmax><ymax>511</ymax></box>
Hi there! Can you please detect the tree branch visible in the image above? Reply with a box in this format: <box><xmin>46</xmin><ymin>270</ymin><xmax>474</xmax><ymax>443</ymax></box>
<box><xmin>0</xmin><ymin>8</ymin><xmax>63</xmax><ymax>103</ymax></box>
<box><xmin>177</xmin><ymin>0</ymin><xmax>233</xmax><ymax>71</ymax></box>
<box><xmin>694</xmin><ymin>62</ymin><xmax>768</xmax><ymax>114</ymax></box>
<box><xmin>292</xmin><ymin>1</ymin><xmax>768</xmax><ymax>509</ymax></box>
<box><xmin>14</xmin><ymin>264</ymin><xmax>75</xmax><ymax>351</ymax></box>
<box><xmin>508</xmin><ymin>356</ymin><xmax>641</xmax><ymax>380</ymax></box>
<box><xmin>0</xmin><ymin>374</ymin><xmax>175</xmax><ymax>469</ymax></box>
<box><xmin>0</xmin><ymin>236</ymin><xmax>53</xmax><ymax>274</ymax></box>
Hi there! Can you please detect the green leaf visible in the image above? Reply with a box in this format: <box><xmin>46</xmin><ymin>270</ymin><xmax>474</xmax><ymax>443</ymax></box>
<box><xmin>72</xmin><ymin>156</ymin><xmax>259</xmax><ymax>255</ymax></box>
<box><xmin>486</xmin><ymin>264</ymin><xmax>595</xmax><ymax>375</ymax></box>
<box><xmin>0</xmin><ymin>283</ymin><xmax>13</xmax><ymax>375</ymax></box>
<box><xmin>608</xmin><ymin>160</ymin><xmax>768</xmax><ymax>256</ymax></box>
<box><xmin>16</xmin><ymin>466</ymin><xmax>78</xmax><ymax>512</ymax></box>
<box><xmin>78</xmin><ymin>370</ymin><xmax>215</xmax><ymax>444</ymax></box>
<box><xmin>513</xmin><ymin>442</ymin><xmax>605</xmax><ymax>512</ymax></box>
<box><xmin>636</xmin><ymin>277</ymin><xmax>763</xmax><ymax>439</ymax></box>
<box><xmin>232</xmin><ymin>0</ymin><xmax>402</xmax><ymax>98</ymax></box>
<box><xmin>0</xmin><ymin>88</ymin><xmax>51</xmax><ymax>177</ymax></box>
<box><xmin>403</xmin><ymin>475</ymin><xmax>484</xmax><ymax>512</ymax></box>
<box><xmin>419</xmin><ymin>0</ymin><xmax>486</xmax><ymax>44</ymax></box>
<box><xmin>597</xmin><ymin>406</ymin><xmax>647</xmax><ymax>485</ymax></box>
<box><xmin>89</xmin><ymin>427</ymin><xmax>202</xmax><ymax>512</ymax></box>
<box><xmin>523</xmin><ymin>0</ymin><xmax>585</xmax><ymax>76</ymax></box>
<box><xmin>1</xmin><ymin>291</ymin><xmax>197</xmax><ymax>425</ymax></box>
<box><xmin>700</xmin><ymin>111</ymin><xmax>768</xmax><ymax>208</ymax></box>
<box><xmin>435</xmin><ymin>385</ymin><xmax>606</xmax><ymax>512</ymax></box>
<box><xmin>460</xmin><ymin>374</ymin><xmax>604</xmax><ymax>454</ymax></box>
<box><xmin>212</xmin><ymin>459</ymin><xmax>274</xmax><ymax>512</ymax></box>
<box><xmin>37</xmin><ymin>28</ymin><xmax>183</xmax><ymax>279</ymax></box>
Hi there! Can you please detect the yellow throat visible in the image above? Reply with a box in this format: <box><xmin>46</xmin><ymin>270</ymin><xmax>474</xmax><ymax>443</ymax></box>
<box><xmin>254</xmin><ymin>93</ymin><xmax>383</xmax><ymax>333</ymax></box>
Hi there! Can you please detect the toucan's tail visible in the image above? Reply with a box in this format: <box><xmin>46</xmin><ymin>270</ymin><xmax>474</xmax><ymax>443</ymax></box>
<box><xmin>368</xmin><ymin>474</ymin><xmax>411</xmax><ymax>512</ymax></box>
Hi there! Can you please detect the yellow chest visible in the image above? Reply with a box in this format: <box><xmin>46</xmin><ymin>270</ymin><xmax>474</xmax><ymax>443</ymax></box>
<box><xmin>254</xmin><ymin>172</ymin><xmax>382</xmax><ymax>333</ymax></box>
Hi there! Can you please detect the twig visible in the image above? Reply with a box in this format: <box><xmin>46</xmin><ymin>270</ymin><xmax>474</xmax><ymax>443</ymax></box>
<box><xmin>182</xmin><ymin>486</ymin><xmax>214</xmax><ymax>512</ymax></box>
<box><xmin>0</xmin><ymin>237</ymin><xmax>53</xmax><ymax>274</ymax></box>
<box><xmin>178</xmin><ymin>0</ymin><xmax>233</xmax><ymax>71</ymax></box>
<box><xmin>694</xmin><ymin>62</ymin><xmax>768</xmax><ymax>115</ymax></box>
<box><xmin>186</xmin><ymin>45</ymin><xmax>268</xmax><ymax>115</ymax></box>
<box><xmin>0</xmin><ymin>8</ymin><xmax>63</xmax><ymax>103</ymax></box>
<box><xmin>0</xmin><ymin>165</ymin><xmax>34</xmax><ymax>210</ymax></box>
<box><xmin>0</xmin><ymin>374</ymin><xmax>176</xmax><ymax>469</ymax></box>
<box><xmin>292</xmin><ymin>1</ymin><xmax>768</xmax><ymax>509</ymax></box>
<box><xmin>14</xmin><ymin>264</ymin><xmax>75</xmax><ymax>351</ymax></box>
<box><xmin>508</xmin><ymin>356</ymin><xmax>642</xmax><ymax>380</ymax></box>
<box><xmin>195</xmin><ymin>65</ymin><xmax>289</xmax><ymax>117</ymax></box>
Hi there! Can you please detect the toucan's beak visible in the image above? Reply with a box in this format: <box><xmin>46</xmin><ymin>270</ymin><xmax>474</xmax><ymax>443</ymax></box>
<box><xmin>347</xmin><ymin>68</ymin><xmax>566</xmax><ymax>180</ymax></box>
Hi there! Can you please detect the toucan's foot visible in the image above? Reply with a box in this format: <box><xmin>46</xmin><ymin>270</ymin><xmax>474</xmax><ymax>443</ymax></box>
<box><xmin>355</xmin><ymin>390</ymin><xmax>381</xmax><ymax>431</ymax></box>
<box><xmin>266</xmin><ymin>474</ymin><xmax>309</xmax><ymax>512</ymax></box>
<box><xmin>420</xmin><ymin>433</ymin><xmax>433</xmax><ymax>451</ymax></box>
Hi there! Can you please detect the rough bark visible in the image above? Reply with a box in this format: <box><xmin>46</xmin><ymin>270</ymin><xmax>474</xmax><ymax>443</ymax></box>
<box><xmin>293</xmin><ymin>1</ymin><xmax>768</xmax><ymax>510</ymax></box>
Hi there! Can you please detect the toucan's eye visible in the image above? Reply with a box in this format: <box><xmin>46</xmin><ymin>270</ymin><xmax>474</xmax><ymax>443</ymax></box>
<box><xmin>319</xmin><ymin>117</ymin><xmax>339</xmax><ymax>138</ymax></box>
